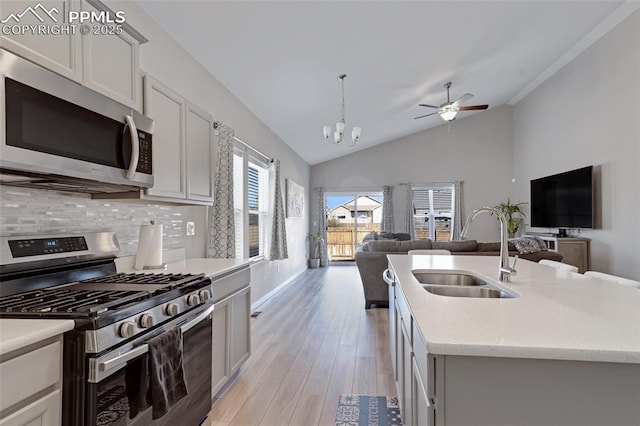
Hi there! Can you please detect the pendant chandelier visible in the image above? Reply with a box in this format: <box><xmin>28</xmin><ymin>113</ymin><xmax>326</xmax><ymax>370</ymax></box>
<box><xmin>322</xmin><ymin>74</ymin><xmax>361</xmax><ymax>147</ymax></box>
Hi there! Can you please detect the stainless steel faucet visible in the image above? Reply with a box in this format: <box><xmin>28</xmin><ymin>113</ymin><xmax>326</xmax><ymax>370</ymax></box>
<box><xmin>460</xmin><ymin>207</ymin><xmax>518</xmax><ymax>282</ymax></box>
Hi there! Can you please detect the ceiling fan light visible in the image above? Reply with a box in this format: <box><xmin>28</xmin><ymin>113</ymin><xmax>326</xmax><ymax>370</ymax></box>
<box><xmin>352</xmin><ymin>126</ymin><xmax>362</xmax><ymax>142</ymax></box>
<box><xmin>440</xmin><ymin>110</ymin><xmax>457</xmax><ymax>121</ymax></box>
<box><xmin>323</xmin><ymin>125</ymin><xmax>331</xmax><ymax>139</ymax></box>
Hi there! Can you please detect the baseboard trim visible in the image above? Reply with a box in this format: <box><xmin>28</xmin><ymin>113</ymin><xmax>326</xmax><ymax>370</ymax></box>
<box><xmin>251</xmin><ymin>268</ymin><xmax>306</xmax><ymax>311</ymax></box>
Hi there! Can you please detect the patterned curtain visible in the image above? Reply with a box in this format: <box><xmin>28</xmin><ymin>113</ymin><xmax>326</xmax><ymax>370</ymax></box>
<box><xmin>404</xmin><ymin>184</ymin><xmax>416</xmax><ymax>239</ymax></box>
<box><xmin>206</xmin><ymin>125</ymin><xmax>236</xmax><ymax>258</ymax></box>
<box><xmin>382</xmin><ymin>185</ymin><xmax>394</xmax><ymax>232</ymax></box>
<box><xmin>269</xmin><ymin>159</ymin><xmax>288</xmax><ymax>260</ymax></box>
<box><xmin>316</xmin><ymin>187</ymin><xmax>329</xmax><ymax>266</ymax></box>
<box><xmin>452</xmin><ymin>180</ymin><xmax>464</xmax><ymax>240</ymax></box>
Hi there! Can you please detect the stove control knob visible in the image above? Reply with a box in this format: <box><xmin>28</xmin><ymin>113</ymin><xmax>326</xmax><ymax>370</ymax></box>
<box><xmin>198</xmin><ymin>290</ymin><xmax>211</xmax><ymax>301</ymax></box>
<box><xmin>138</xmin><ymin>313</ymin><xmax>154</xmax><ymax>329</ymax></box>
<box><xmin>187</xmin><ymin>294</ymin><xmax>201</xmax><ymax>307</ymax></box>
<box><xmin>165</xmin><ymin>303</ymin><xmax>179</xmax><ymax>317</ymax></box>
<box><xmin>118</xmin><ymin>321</ymin><xmax>136</xmax><ymax>338</ymax></box>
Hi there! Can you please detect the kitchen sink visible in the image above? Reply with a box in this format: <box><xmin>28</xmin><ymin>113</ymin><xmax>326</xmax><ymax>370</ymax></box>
<box><xmin>412</xmin><ymin>272</ymin><xmax>490</xmax><ymax>287</ymax></box>
<box><xmin>422</xmin><ymin>285</ymin><xmax>516</xmax><ymax>298</ymax></box>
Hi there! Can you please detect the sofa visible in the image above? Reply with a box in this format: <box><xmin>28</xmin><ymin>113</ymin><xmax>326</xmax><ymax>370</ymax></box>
<box><xmin>355</xmin><ymin>234</ymin><xmax>563</xmax><ymax>309</ymax></box>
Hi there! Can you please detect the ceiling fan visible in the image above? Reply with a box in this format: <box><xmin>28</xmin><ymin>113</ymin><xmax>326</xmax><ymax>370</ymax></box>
<box><xmin>414</xmin><ymin>82</ymin><xmax>488</xmax><ymax>121</ymax></box>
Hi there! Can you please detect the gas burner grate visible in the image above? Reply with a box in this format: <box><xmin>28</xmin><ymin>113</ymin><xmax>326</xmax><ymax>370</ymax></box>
<box><xmin>0</xmin><ymin>287</ymin><xmax>147</xmax><ymax>316</ymax></box>
<box><xmin>81</xmin><ymin>272</ymin><xmax>204</xmax><ymax>289</ymax></box>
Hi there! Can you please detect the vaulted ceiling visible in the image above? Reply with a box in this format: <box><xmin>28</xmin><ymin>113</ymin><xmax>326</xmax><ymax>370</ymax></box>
<box><xmin>136</xmin><ymin>1</ymin><xmax>633</xmax><ymax>165</ymax></box>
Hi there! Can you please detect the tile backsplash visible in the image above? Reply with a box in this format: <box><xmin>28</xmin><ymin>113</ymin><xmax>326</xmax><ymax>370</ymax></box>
<box><xmin>0</xmin><ymin>187</ymin><xmax>187</xmax><ymax>256</ymax></box>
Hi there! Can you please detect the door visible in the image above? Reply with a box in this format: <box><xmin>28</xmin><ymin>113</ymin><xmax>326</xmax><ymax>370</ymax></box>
<box><xmin>325</xmin><ymin>192</ymin><xmax>383</xmax><ymax>261</ymax></box>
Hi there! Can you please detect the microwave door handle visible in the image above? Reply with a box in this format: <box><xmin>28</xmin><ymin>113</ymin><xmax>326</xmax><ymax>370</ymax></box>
<box><xmin>124</xmin><ymin>114</ymin><xmax>140</xmax><ymax>180</ymax></box>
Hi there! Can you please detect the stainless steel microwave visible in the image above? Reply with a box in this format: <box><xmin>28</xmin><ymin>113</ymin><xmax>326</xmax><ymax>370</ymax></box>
<box><xmin>0</xmin><ymin>49</ymin><xmax>153</xmax><ymax>193</ymax></box>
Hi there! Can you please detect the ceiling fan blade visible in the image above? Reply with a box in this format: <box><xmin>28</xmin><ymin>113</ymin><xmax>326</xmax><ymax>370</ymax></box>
<box><xmin>418</xmin><ymin>104</ymin><xmax>440</xmax><ymax>109</ymax></box>
<box><xmin>414</xmin><ymin>112</ymin><xmax>440</xmax><ymax>119</ymax></box>
<box><xmin>453</xmin><ymin>93</ymin><xmax>474</xmax><ymax>106</ymax></box>
<box><xmin>458</xmin><ymin>104</ymin><xmax>489</xmax><ymax>111</ymax></box>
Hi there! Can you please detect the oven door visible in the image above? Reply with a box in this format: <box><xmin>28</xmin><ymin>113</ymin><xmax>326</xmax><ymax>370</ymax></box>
<box><xmin>0</xmin><ymin>49</ymin><xmax>153</xmax><ymax>189</ymax></box>
<box><xmin>84</xmin><ymin>304</ymin><xmax>213</xmax><ymax>426</ymax></box>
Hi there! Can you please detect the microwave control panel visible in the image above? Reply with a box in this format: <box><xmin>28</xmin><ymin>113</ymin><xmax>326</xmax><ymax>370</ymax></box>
<box><xmin>136</xmin><ymin>131</ymin><xmax>152</xmax><ymax>174</ymax></box>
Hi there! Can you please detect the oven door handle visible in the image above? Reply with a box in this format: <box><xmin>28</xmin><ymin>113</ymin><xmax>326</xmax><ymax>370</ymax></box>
<box><xmin>90</xmin><ymin>303</ymin><xmax>214</xmax><ymax>383</ymax></box>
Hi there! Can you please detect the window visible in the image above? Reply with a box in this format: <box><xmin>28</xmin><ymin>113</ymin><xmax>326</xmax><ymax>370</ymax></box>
<box><xmin>411</xmin><ymin>183</ymin><xmax>455</xmax><ymax>241</ymax></box>
<box><xmin>233</xmin><ymin>146</ymin><xmax>269</xmax><ymax>259</ymax></box>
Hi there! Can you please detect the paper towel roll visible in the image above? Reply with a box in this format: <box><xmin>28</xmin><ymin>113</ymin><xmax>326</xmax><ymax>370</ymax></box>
<box><xmin>135</xmin><ymin>221</ymin><xmax>163</xmax><ymax>270</ymax></box>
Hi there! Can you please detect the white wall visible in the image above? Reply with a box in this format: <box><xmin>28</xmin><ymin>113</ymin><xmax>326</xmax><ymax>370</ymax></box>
<box><xmin>107</xmin><ymin>2</ymin><xmax>311</xmax><ymax>303</ymax></box>
<box><xmin>512</xmin><ymin>11</ymin><xmax>639</xmax><ymax>280</ymax></box>
<box><xmin>311</xmin><ymin>106</ymin><xmax>516</xmax><ymax>242</ymax></box>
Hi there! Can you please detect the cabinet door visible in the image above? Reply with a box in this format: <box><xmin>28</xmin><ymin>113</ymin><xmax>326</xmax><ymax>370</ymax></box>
<box><xmin>0</xmin><ymin>0</ymin><xmax>81</xmax><ymax>82</ymax></box>
<box><xmin>557</xmin><ymin>241</ymin><xmax>588</xmax><ymax>273</ymax></box>
<box><xmin>0</xmin><ymin>390</ymin><xmax>60</xmax><ymax>426</ymax></box>
<box><xmin>401</xmin><ymin>321</ymin><xmax>413</xmax><ymax>426</ymax></box>
<box><xmin>412</xmin><ymin>358</ymin><xmax>434</xmax><ymax>426</ymax></box>
<box><xmin>212</xmin><ymin>296</ymin><xmax>230</xmax><ymax>396</ymax></box>
<box><xmin>81</xmin><ymin>0</ymin><xmax>139</xmax><ymax>109</ymax></box>
<box><xmin>185</xmin><ymin>102</ymin><xmax>214</xmax><ymax>202</ymax></box>
<box><xmin>143</xmin><ymin>75</ymin><xmax>186</xmax><ymax>199</ymax></box>
<box><xmin>388</xmin><ymin>284</ymin><xmax>397</xmax><ymax>382</ymax></box>
<box><xmin>229</xmin><ymin>286</ymin><xmax>251</xmax><ymax>376</ymax></box>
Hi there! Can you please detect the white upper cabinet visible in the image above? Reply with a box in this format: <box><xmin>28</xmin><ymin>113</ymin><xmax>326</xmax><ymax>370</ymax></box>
<box><xmin>80</xmin><ymin>0</ymin><xmax>140</xmax><ymax>109</ymax></box>
<box><xmin>143</xmin><ymin>75</ymin><xmax>214</xmax><ymax>205</ymax></box>
<box><xmin>186</xmin><ymin>102</ymin><xmax>214</xmax><ymax>202</ymax></box>
<box><xmin>0</xmin><ymin>0</ymin><xmax>81</xmax><ymax>82</ymax></box>
<box><xmin>143</xmin><ymin>76</ymin><xmax>186</xmax><ymax>199</ymax></box>
<box><xmin>0</xmin><ymin>0</ymin><xmax>146</xmax><ymax>110</ymax></box>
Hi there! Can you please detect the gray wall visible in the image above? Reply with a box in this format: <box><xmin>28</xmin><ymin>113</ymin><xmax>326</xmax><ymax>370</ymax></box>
<box><xmin>512</xmin><ymin>10</ymin><xmax>639</xmax><ymax>280</ymax></box>
<box><xmin>311</xmin><ymin>105</ymin><xmax>516</xmax><ymax>242</ymax></box>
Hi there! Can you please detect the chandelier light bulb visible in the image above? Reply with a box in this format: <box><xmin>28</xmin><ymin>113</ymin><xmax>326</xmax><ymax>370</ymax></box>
<box><xmin>323</xmin><ymin>125</ymin><xmax>332</xmax><ymax>139</ymax></box>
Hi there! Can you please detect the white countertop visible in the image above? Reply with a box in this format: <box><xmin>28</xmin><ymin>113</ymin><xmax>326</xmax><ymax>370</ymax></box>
<box><xmin>387</xmin><ymin>255</ymin><xmax>640</xmax><ymax>364</ymax></box>
<box><xmin>115</xmin><ymin>256</ymin><xmax>253</xmax><ymax>279</ymax></box>
<box><xmin>0</xmin><ymin>319</ymin><xmax>74</xmax><ymax>356</ymax></box>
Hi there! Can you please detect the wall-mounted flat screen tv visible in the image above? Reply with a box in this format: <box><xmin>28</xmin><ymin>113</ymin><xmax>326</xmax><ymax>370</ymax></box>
<box><xmin>530</xmin><ymin>166</ymin><xmax>593</xmax><ymax>229</ymax></box>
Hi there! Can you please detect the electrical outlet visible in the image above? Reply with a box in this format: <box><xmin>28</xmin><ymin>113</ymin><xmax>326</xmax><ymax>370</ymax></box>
<box><xmin>186</xmin><ymin>222</ymin><xmax>195</xmax><ymax>236</ymax></box>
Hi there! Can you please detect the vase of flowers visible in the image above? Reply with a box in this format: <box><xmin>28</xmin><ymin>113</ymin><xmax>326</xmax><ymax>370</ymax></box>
<box><xmin>495</xmin><ymin>199</ymin><xmax>527</xmax><ymax>238</ymax></box>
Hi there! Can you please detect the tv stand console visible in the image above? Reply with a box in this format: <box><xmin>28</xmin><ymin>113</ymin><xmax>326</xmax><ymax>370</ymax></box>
<box><xmin>535</xmin><ymin>236</ymin><xmax>591</xmax><ymax>273</ymax></box>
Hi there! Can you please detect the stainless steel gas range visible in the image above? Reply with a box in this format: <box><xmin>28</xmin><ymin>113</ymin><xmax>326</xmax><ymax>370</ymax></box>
<box><xmin>0</xmin><ymin>232</ymin><xmax>213</xmax><ymax>426</ymax></box>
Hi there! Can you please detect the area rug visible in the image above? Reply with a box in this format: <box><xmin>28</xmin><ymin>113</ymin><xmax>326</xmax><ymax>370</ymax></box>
<box><xmin>335</xmin><ymin>394</ymin><xmax>402</xmax><ymax>426</ymax></box>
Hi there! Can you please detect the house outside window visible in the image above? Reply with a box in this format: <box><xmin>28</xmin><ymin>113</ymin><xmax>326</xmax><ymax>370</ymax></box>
<box><xmin>233</xmin><ymin>146</ymin><xmax>269</xmax><ymax>259</ymax></box>
<box><xmin>411</xmin><ymin>183</ymin><xmax>455</xmax><ymax>241</ymax></box>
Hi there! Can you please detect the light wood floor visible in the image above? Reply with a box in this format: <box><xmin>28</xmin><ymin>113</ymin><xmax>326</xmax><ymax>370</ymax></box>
<box><xmin>204</xmin><ymin>263</ymin><xmax>396</xmax><ymax>426</ymax></box>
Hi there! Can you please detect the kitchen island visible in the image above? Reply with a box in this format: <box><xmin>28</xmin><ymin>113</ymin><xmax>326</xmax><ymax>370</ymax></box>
<box><xmin>387</xmin><ymin>254</ymin><xmax>640</xmax><ymax>426</ymax></box>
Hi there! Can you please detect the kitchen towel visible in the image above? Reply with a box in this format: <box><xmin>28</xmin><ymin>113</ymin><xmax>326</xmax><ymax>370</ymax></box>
<box><xmin>148</xmin><ymin>328</ymin><xmax>188</xmax><ymax>419</ymax></box>
<box><xmin>135</xmin><ymin>221</ymin><xmax>163</xmax><ymax>270</ymax></box>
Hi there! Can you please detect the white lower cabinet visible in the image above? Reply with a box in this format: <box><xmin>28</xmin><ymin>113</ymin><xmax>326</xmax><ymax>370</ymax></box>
<box><xmin>211</xmin><ymin>267</ymin><xmax>251</xmax><ymax>396</ymax></box>
<box><xmin>0</xmin><ymin>390</ymin><xmax>60</xmax><ymax>426</ymax></box>
<box><xmin>0</xmin><ymin>337</ymin><xmax>63</xmax><ymax>426</ymax></box>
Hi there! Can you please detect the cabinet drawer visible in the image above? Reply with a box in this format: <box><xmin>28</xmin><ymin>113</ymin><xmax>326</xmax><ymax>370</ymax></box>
<box><xmin>396</xmin><ymin>287</ymin><xmax>412</xmax><ymax>343</ymax></box>
<box><xmin>212</xmin><ymin>267</ymin><xmax>251</xmax><ymax>303</ymax></box>
<box><xmin>0</xmin><ymin>390</ymin><xmax>60</xmax><ymax>426</ymax></box>
<box><xmin>0</xmin><ymin>342</ymin><xmax>60</xmax><ymax>412</ymax></box>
